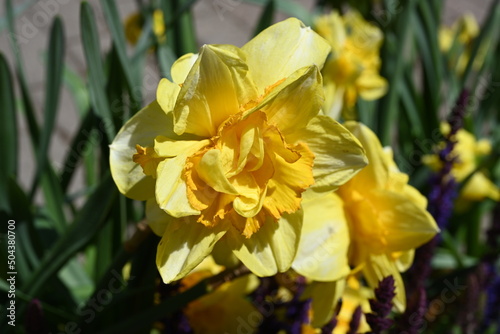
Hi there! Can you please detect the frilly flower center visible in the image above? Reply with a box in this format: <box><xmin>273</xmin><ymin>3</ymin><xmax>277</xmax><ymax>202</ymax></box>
<box><xmin>183</xmin><ymin>110</ymin><xmax>314</xmax><ymax>237</ymax></box>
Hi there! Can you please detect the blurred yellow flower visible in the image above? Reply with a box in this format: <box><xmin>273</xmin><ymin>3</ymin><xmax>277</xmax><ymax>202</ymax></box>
<box><xmin>179</xmin><ymin>257</ymin><xmax>261</xmax><ymax>334</ymax></box>
<box><xmin>338</xmin><ymin>121</ymin><xmax>438</xmax><ymax>312</ymax></box>
<box><xmin>314</xmin><ymin>11</ymin><xmax>387</xmax><ymax>119</ymax></box>
<box><xmin>439</xmin><ymin>13</ymin><xmax>485</xmax><ymax>74</ymax></box>
<box><xmin>298</xmin><ymin>122</ymin><xmax>438</xmax><ymax>327</ymax></box>
<box><xmin>124</xmin><ymin>9</ymin><xmax>165</xmax><ymax>46</ymax></box>
<box><xmin>110</xmin><ymin>18</ymin><xmax>367</xmax><ymax>283</ymax></box>
<box><xmin>423</xmin><ymin>123</ymin><xmax>500</xmax><ymax>201</ymax></box>
<box><xmin>333</xmin><ymin>277</ymin><xmax>372</xmax><ymax>334</ymax></box>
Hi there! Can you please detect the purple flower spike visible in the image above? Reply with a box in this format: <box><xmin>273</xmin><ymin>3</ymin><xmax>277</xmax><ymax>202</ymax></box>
<box><xmin>365</xmin><ymin>276</ymin><xmax>396</xmax><ymax>334</ymax></box>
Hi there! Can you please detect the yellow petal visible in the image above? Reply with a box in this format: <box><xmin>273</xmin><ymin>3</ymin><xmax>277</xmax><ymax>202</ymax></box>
<box><xmin>461</xmin><ymin>172</ymin><xmax>500</xmax><ymax>201</ymax></box>
<box><xmin>197</xmin><ymin>149</ymin><xmax>239</xmax><ymax>195</ymax></box>
<box><xmin>287</xmin><ymin>116</ymin><xmax>368</xmax><ymax>197</ymax></box>
<box><xmin>304</xmin><ymin>279</ymin><xmax>346</xmax><ymax>328</ymax></box>
<box><xmin>145</xmin><ymin>198</ymin><xmax>174</xmax><ymax>236</ymax></box>
<box><xmin>155</xmin><ymin>140</ymin><xmax>210</xmax><ymax>217</ymax></box>
<box><xmin>242</xmin><ymin>18</ymin><xmax>331</xmax><ymax>91</ymax></box>
<box><xmin>292</xmin><ymin>193</ymin><xmax>350</xmax><ymax>281</ymax></box>
<box><xmin>394</xmin><ymin>249</ymin><xmax>415</xmax><ymax>273</ymax></box>
<box><xmin>170</xmin><ymin>53</ymin><xmax>198</xmax><ymax>84</ymax></box>
<box><xmin>212</xmin><ymin>240</ymin><xmax>241</xmax><ymax>268</ymax></box>
<box><xmin>342</xmin><ymin>121</ymin><xmax>389</xmax><ymax>191</ymax></box>
<box><xmin>185</xmin><ymin>275</ymin><xmax>259</xmax><ymax>334</ymax></box>
<box><xmin>322</xmin><ymin>78</ymin><xmax>344</xmax><ymax>120</ymax></box>
<box><xmin>231</xmin><ymin>172</ymin><xmax>266</xmax><ymax>218</ymax></box>
<box><xmin>156</xmin><ymin>218</ymin><xmax>228</xmax><ymax>283</ymax></box>
<box><xmin>357</xmin><ymin>72</ymin><xmax>388</xmax><ymax>101</ymax></box>
<box><xmin>368</xmin><ymin>189</ymin><xmax>439</xmax><ymax>253</ymax></box>
<box><xmin>314</xmin><ymin>11</ymin><xmax>346</xmax><ymax>51</ymax></box>
<box><xmin>263</xmin><ymin>142</ymin><xmax>314</xmax><ymax>220</ymax></box>
<box><xmin>362</xmin><ymin>253</ymin><xmax>406</xmax><ymax>312</ymax></box>
<box><xmin>110</xmin><ymin>101</ymin><xmax>172</xmax><ymax>201</ymax></box>
<box><xmin>132</xmin><ymin>144</ymin><xmax>164</xmax><ymax>178</ymax></box>
<box><xmin>227</xmin><ymin>210</ymin><xmax>303</xmax><ymax>276</ymax></box>
<box><xmin>258</xmin><ymin>65</ymin><xmax>324</xmax><ymax>137</ymax></box>
<box><xmin>156</xmin><ymin>78</ymin><xmax>181</xmax><ymax>115</ymax></box>
<box><xmin>173</xmin><ymin>44</ymin><xmax>258</xmax><ymax>137</ymax></box>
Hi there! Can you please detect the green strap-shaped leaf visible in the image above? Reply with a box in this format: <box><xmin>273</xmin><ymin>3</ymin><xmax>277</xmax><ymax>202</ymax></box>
<box><xmin>30</xmin><ymin>17</ymin><xmax>65</xmax><ymax>197</ymax></box>
<box><xmin>5</xmin><ymin>0</ymin><xmax>39</xmax><ymax>148</ymax></box>
<box><xmin>100</xmin><ymin>0</ymin><xmax>142</xmax><ymax>110</ymax></box>
<box><xmin>59</xmin><ymin>111</ymin><xmax>96</xmax><ymax>192</ymax></box>
<box><xmin>80</xmin><ymin>1</ymin><xmax>116</xmax><ymax>142</ymax></box>
<box><xmin>243</xmin><ymin>0</ymin><xmax>313</xmax><ymax>26</ymax></box>
<box><xmin>19</xmin><ymin>174</ymin><xmax>117</xmax><ymax>314</ymax></box>
<box><xmin>0</xmin><ymin>54</ymin><xmax>17</xmax><ymax>213</ymax></box>
<box><xmin>462</xmin><ymin>0</ymin><xmax>500</xmax><ymax>86</ymax></box>
<box><xmin>377</xmin><ymin>0</ymin><xmax>416</xmax><ymax>145</ymax></box>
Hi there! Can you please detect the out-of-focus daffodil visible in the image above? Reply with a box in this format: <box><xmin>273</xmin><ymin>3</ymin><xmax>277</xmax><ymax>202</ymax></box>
<box><xmin>333</xmin><ymin>277</ymin><xmax>372</xmax><ymax>334</ymax></box>
<box><xmin>124</xmin><ymin>9</ymin><xmax>166</xmax><ymax>46</ymax></box>
<box><xmin>297</xmin><ymin>122</ymin><xmax>438</xmax><ymax>327</ymax></box>
<box><xmin>439</xmin><ymin>13</ymin><xmax>485</xmax><ymax>74</ymax></box>
<box><xmin>177</xmin><ymin>257</ymin><xmax>260</xmax><ymax>334</ymax></box>
<box><xmin>110</xmin><ymin>18</ymin><xmax>368</xmax><ymax>284</ymax></box>
<box><xmin>338</xmin><ymin>122</ymin><xmax>438</xmax><ymax>312</ymax></box>
<box><xmin>314</xmin><ymin>11</ymin><xmax>387</xmax><ymax>119</ymax></box>
<box><xmin>423</xmin><ymin>123</ymin><xmax>500</xmax><ymax>202</ymax></box>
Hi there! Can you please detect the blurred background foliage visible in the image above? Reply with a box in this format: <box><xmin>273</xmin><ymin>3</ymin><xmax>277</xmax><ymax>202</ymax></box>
<box><xmin>0</xmin><ymin>0</ymin><xmax>499</xmax><ymax>333</ymax></box>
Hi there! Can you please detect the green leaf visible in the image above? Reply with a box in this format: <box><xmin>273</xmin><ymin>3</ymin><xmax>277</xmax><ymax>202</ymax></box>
<box><xmin>161</xmin><ymin>0</ymin><xmax>198</xmax><ymax>56</ymax></box>
<box><xmin>156</xmin><ymin>40</ymin><xmax>177</xmax><ymax>81</ymax></box>
<box><xmin>20</xmin><ymin>173</ymin><xmax>117</xmax><ymax>309</ymax></box>
<box><xmin>416</xmin><ymin>0</ymin><xmax>443</xmax><ymax>112</ymax></box>
<box><xmin>63</xmin><ymin>63</ymin><xmax>90</xmax><ymax>117</ymax></box>
<box><xmin>59</xmin><ymin>111</ymin><xmax>96</xmax><ymax>192</ymax></box>
<box><xmin>100</xmin><ymin>0</ymin><xmax>142</xmax><ymax>109</ymax></box>
<box><xmin>30</xmin><ymin>17</ymin><xmax>65</xmax><ymax>198</ymax></box>
<box><xmin>5</xmin><ymin>0</ymin><xmax>39</xmax><ymax>148</ymax></box>
<box><xmin>244</xmin><ymin>0</ymin><xmax>313</xmax><ymax>26</ymax></box>
<box><xmin>377</xmin><ymin>0</ymin><xmax>416</xmax><ymax>145</ymax></box>
<box><xmin>177</xmin><ymin>0</ymin><xmax>198</xmax><ymax>55</ymax></box>
<box><xmin>0</xmin><ymin>53</ymin><xmax>17</xmax><ymax>213</ymax></box>
<box><xmin>94</xmin><ymin>272</ymin><xmax>209</xmax><ymax>334</ymax></box>
<box><xmin>462</xmin><ymin>0</ymin><xmax>500</xmax><ymax>86</ymax></box>
<box><xmin>399</xmin><ymin>74</ymin><xmax>424</xmax><ymax>139</ymax></box>
<box><xmin>252</xmin><ymin>0</ymin><xmax>275</xmax><ymax>37</ymax></box>
<box><xmin>80</xmin><ymin>1</ymin><xmax>116</xmax><ymax>142</ymax></box>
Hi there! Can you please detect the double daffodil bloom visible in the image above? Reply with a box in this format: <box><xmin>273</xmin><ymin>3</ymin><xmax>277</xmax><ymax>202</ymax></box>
<box><xmin>423</xmin><ymin>123</ymin><xmax>500</xmax><ymax>202</ymax></box>
<box><xmin>110</xmin><ymin>18</ymin><xmax>367</xmax><ymax>284</ymax></box>
<box><xmin>295</xmin><ymin>122</ymin><xmax>438</xmax><ymax>327</ymax></box>
<box><xmin>314</xmin><ymin>11</ymin><xmax>387</xmax><ymax>119</ymax></box>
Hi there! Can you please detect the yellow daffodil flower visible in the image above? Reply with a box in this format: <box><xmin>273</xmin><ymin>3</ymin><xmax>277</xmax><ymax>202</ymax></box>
<box><xmin>423</xmin><ymin>123</ymin><xmax>500</xmax><ymax>202</ymax></box>
<box><xmin>338</xmin><ymin>121</ymin><xmax>438</xmax><ymax>312</ymax></box>
<box><xmin>314</xmin><ymin>11</ymin><xmax>387</xmax><ymax>119</ymax></box>
<box><xmin>177</xmin><ymin>257</ymin><xmax>260</xmax><ymax>334</ymax></box>
<box><xmin>124</xmin><ymin>9</ymin><xmax>166</xmax><ymax>45</ymax></box>
<box><xmin>439</xmin><ymin>13</ymin><xmax>485</xmax><ymax>75</ymax></box>
<box><xmin>110</xmin><ymin>18</ymin><xmax>368</xmax><ymax>284</ymax></box>
<box><xmin>296</xmin><ymin>122</ymin><xmax>438</xmax><ymax>327</ymax></box>
<box><xmin>290</xmin><ymin>191</ymin><xmax>351</xmax><ymax>327</ymax></box>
